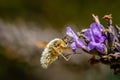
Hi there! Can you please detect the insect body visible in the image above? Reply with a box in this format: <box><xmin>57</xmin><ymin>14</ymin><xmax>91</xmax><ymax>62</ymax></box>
<box><xmin>40</xmin><ymin>38</ymin><xmax>71</xmax><ymax>69</ymax></box>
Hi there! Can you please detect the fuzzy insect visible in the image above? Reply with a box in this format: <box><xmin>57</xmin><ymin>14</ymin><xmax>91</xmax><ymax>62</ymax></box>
<box><xmin>40</xmin><ymin>38</ymin><xmax>72</xmax><ymax>69</ymax></box>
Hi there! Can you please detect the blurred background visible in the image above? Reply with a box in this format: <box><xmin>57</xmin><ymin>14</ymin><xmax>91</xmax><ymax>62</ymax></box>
<box><xmin>0</xmin><ymin>0</ymin><xmax>120</xmax><ymax>80</ymax></box>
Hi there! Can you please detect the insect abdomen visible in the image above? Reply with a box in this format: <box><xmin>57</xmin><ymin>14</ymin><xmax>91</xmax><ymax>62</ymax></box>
<box><xmin>40</xmin><ymin>47</ymin><xmax>59</xmax><ymax>69</ymax></box>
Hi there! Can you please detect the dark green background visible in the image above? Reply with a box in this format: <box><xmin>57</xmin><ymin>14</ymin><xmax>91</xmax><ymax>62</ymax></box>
<box><xmin>0</xmin><ymin>0</ymin><xmax>120</xmax><ymax>29</ymax></box>
<box><xmin>0</xmin><ymin>0</ymin><xmax>120</xmax><ymax>80</ymax></box>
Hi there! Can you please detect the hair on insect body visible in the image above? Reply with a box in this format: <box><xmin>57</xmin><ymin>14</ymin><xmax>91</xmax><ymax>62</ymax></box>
<box><xmin>40</xmin><ymin>38</ymin><xmax>72</xmax><ymax>69</ymax></box>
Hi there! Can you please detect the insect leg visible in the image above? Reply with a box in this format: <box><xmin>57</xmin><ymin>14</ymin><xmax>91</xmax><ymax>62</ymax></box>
<box><xmin>60</xmin><ymin>53</ymin><xmax>73</xmax><ymax>61</ymax></box>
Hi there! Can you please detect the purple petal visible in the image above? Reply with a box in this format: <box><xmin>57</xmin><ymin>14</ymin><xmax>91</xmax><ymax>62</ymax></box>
<box><xmin>66</xmin><ymin>27</ymin><xmax>80</xmax><ymax>41</ymax></box>
<box><xmin>109</xmin><ymin>25</ymin><xmax>115</xmax><ymax>40</ymax></box>
<box><xmin>84</xmin><ymin>29</ymin><xmax>92</xmax><ymax>41</ymax></box>
<box><xmin>66</xmin><ymin>26</ymin><xmax>86</xmax><ymax>50</ymax></box>
<box><xmin>90</xmin><ymin>23</ymin><xmax>102</xmax><ymax>35</ymax></box>
<box><xmin>88</xmin><ymin>42</ymin><xmax>105</xmax><ymax>53</ymax></box>
<box><xmin>96</xmin><ymin>44</ymin><xmax>104</xmax><ymax>52</ymax></box>
<box><xmin>83</xmin><ymin>22</ymin><xmax>106</xmax><ymax>53</ymax></box>
<box><xmin>90</xmin><ymin>22</ymin><xmax>106</xmax><ymax>43</ymax></box>
<box><xmin>84</xmin><ymin>22</ymin><xmax>103</xmax><ymax>42</ymax></box>
<box><xmin>99</xmin><ymin>36</ymin><xmax>106</xmax><ymax>43</ymax></box>
<box><xmin>87</xmin><ymin>42</ymin><xmax>96</xmax><ymax>51</ymax></box>
<box><xmin>66</xmin><ymin>27</ymin><xmax>76</xmax><ymax>38</ymax></box>
<box><xmin>75</xmin><ymin>38</ymin><xmax>86</xmax><ymax>49</ymax></box>
<box><xmin>70</xmin><ymin>42</ymin><xmax>77</xmax><ymax>52</ymax></box>
<box><xmin>90</xmin><ymin>23</ymin><xmax>102</xmax><ymax>42</ymax></box>
<box><xmin>109</xmin><ymin>25</ymin><xmax>118</xmax><ymax>44</ymax></box>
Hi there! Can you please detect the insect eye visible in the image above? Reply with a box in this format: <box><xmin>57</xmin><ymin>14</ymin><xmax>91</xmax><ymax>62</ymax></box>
<box><xmin>57</xmin><ymin>44</ymin><xmax>60</xmax><ymax>46</ymax></box>
<box><xmin>66</xmin><ymin>42</ymin><xmax>68</xmax><ymax>44</ymax></box>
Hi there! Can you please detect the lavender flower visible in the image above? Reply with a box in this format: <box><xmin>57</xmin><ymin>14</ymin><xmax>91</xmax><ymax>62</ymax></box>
<box><xmin>66</xmin><ymin>27</ymin><xmax>86</xmax><ymax>52</ymax></box>
<box><xmin>103</xmin><ymin>14</ymin><xmax>118</xmax><ymax>48</ymax></box>
<box><xmin>64</xmin><ymin>14</ymin><xmax>120</xmax><ymax>74</ymax></box>
<box><xmin>84</xmin><ymin>22</ymin><xmax>106</xmax><ymax>53</ymax></box>
<box><xmin>115</xmin><ymin>25</ymin><xmax>120</xmax><ymax>41</ymax></box>
<box><xmin>108</xmin><ymin>25</ymin><xmax>118</xmax><ymax>48</ymax></box>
